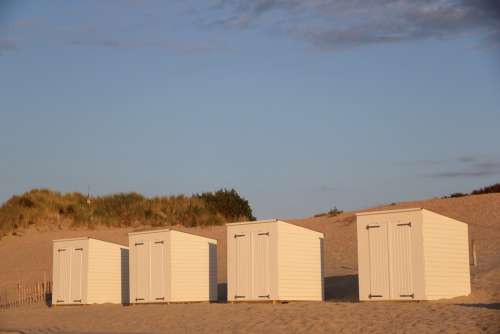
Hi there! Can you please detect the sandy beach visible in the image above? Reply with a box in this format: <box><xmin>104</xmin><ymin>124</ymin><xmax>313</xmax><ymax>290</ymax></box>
<box><xmin>1</xmin><ymin>193</ymin><xmax>499</xmax><ymax>333</ymax></box>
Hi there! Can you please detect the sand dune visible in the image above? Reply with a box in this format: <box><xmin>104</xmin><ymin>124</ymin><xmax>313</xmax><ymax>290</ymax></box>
<box><xmin>1</xmin><ymin>193</ymin><xmax>499</xmax><ymax>332</ymax></box>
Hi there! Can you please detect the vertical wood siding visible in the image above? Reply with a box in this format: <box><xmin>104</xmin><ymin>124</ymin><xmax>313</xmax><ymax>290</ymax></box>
<box><xmin>128</xmin><ymin>230</ymin><xmax>170</xmax><ymax>303</ymax></box>
<box><xmin>52</xmin><ymin>239</ymin><xmax>89</xmax><ymax>305</ymax></box>
<box><xmin>357</xmin><ymin>210</ymin><xmax>425</xmax><ymax>301</ymax></box>
<box><xmin>367</xmin><ymin>223</ymin><xmax>390</xmax><ymax>299</ymax></box>
<box><xmin>226</xmin><ymin>222</ymin><xmax>279</xmax><ymax>301</ymax></box>
<box><xmin>389</xmin><ymin>224</ymin><xmax>413</xmax><ymax>299</ymax></box>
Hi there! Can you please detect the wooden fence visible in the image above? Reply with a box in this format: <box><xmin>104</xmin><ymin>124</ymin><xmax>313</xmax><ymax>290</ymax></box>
<box><xmin>0</xmin><ymin>280</ymin><xmax>52</xmax><ymax>309</ymax></box>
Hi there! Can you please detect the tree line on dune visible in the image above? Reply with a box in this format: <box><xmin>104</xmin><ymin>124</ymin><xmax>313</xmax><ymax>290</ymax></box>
<box><xmin>444</xmin><ymin>183</ymin><xmax>500</xmax><ymax>199</ymax></box>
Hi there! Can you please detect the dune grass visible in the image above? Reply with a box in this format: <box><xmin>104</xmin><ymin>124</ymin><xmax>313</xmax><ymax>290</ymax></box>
<box><xmin>0</xmin><ymin>188</ymin><xmax>254</xmax><ymax>238</ymax></box>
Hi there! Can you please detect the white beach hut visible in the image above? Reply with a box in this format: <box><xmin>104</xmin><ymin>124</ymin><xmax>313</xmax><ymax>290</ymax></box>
<box><xmin>128</xmin><ymin>229</ymin><xmax>217</xmax><ymax>303</ymax></box>
<box><xmin>52</xmin><ymin>237</ymin><xmax>129</xmax><ymax>305</ymax></box>
<box><xmin>356</xmin><ymin>208</ymin><xmax>471</xmax><ymax>301</ymax></box>
<box><xmin>227</xmin><ymin>219</ymin><xmax>324</xmax><ymax>302</ymax></box>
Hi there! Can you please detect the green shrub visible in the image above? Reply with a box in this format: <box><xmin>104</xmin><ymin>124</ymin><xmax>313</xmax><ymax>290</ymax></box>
<box><xmin>195</xmin><ymin>189</ymin><xmax>256</xmax><ymax>221</ymax></box>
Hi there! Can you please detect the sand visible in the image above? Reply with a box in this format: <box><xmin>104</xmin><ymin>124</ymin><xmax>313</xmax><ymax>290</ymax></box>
<box><xmin>1</xmin><ymin>302</ymin><xmax>499</xmax><ymax>334</ymax></box>
<box><xmin>1</xmin><ymin>193</ymin><xmax>499</xmax><ymax>333</ymax></box>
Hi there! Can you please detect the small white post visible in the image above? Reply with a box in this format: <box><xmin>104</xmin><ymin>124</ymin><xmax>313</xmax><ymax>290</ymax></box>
<box><xmin>471</xmin><ymin>240</ymin><xmax>477</xmax><ymax>266</ymax></box>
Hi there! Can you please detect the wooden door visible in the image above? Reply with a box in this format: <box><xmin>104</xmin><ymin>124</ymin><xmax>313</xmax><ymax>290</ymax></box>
<box><xmin>252</xmin><ymin>232</ymin><xmax>270</xmax><ymax>299</ymax></box>
<box><xmin>367</xmin><ymin>223</ymin><xmax>390</xmax><ymax>299</ymax></box>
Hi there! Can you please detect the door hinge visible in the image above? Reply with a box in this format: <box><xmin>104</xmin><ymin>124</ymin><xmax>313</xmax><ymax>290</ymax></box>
<box><xmin>154</xmin><ymin>241</ymin><xmax>164</xmax><ymax>244</ymax></box>
<box><xmin>234</xmin><ymin>234</ymin><xmax>246</xmax><ymax>238</ymax></box>
<box><xmin>366</xmin><ymin>225</ymin><xmax>380</xmax><ymax>230</ymax></box>
<box><xmin>400</xmin><ymin>293</ymin><xmax>415</xmax><ymax>298</ymax></box>
<box><xmin>234</xmin><ymin>295</ymin><xmax>246</xmax><ymax>299</ymax></box>
<box><xmin>257</xmin><ymin>232</ymin><xmax>269</xmax><ymax>236</ymax></box>
<box><xmin>258</xmin><ymin>294</ymin><xmax>270</xmax><ymax>298</ymax></box>
<box><xmin>397</xmin><ymin>222</ymin><xmax>412</xmax><ymax>227</ymax></box>
<box><xmin>135</xmin><ymin>242</ymin><xmax>144</xmax><ymax>246</ymax></box>
<box><xmin>368</xmin><ymin>294</ymin><xmax>382</xmax><ymax>298</ymax></box>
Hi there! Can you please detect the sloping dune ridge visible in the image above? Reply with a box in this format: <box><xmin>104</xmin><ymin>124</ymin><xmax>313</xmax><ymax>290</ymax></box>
<box><xmin>0</xmin><ymin>194</ymin><xmax>499</xmax><ymax>333</ymax></box>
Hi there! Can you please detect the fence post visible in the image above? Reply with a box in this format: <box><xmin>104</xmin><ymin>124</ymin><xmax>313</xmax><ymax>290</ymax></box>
<box><xmin>471</xmin><ymin>240</ymin><xmax>477</xmax><ymax>266</ymax></box>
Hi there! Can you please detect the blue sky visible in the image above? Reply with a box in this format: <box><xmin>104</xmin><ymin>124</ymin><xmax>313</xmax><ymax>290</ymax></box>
<box><xmin>1</xmin><ymin>0</ymin><xmax>499</xmax><ymax>219</ymax></box>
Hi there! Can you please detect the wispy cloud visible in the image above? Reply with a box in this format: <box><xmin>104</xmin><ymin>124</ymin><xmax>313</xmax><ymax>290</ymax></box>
<box><xmin>398</xmin><ymin>159</ymin><xmax>444</xmax><ymax>166</ymax></box>
<box><xmin>66</xmin><ymin>39</ymin><xmax>122</xmax><ymax>48</ymax></box>
<box><xmin>5</xmin><ymin>13</ymin><xmax>233</xmax><ymax>56</ymax></box>
<box><xmin>429</xmin><ymin>170</ymin><xmax>500</xmax><ymax>178</ymax></box>
<box><xmin>426</xmin><ymin>155</ymin><xmax>500</xmax><ymax>178</ymax></box>
<box><xmin>206</xmin><ymin>0</ymin><xmax>500</xmax><ymax>50</ymax></box>
<box><xmin>64</xmin><ymin>38</ymin><xmax>234</xmax><ymax>55</ymax></box>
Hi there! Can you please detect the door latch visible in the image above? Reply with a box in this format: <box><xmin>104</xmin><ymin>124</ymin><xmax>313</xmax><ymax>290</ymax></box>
<box><xmin>366</xmin><ymin>225</ymin><xmax>380</xmax><ymax>230</ymax></box>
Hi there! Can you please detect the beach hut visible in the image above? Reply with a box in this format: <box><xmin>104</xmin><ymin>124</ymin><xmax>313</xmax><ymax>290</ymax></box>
<box><xmin>356</xmin><ymin>208</ymin><xmax>471</xmax><ymax>301</ymax></box>
<box><xmin>52</xmin><ymin>237</ymin><xmax>129</xmax><ymax>305</ymax></box>
<box><xmin>227</xmin><ymin>219</ymin><xmax>324</xmax><ymax>302</ymax></box>
<box><xmin>128</xmin><ymin>229</ymin><xmax>217</xmax><ymax>303</ymax></box>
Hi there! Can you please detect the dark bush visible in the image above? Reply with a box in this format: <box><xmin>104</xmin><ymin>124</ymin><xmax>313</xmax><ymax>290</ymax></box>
<box><xmin>449</xmin><ymin>192</ymin><xmax>467</xmax><ymax>198</ymax></box>
<box><xmin>196</xmin><ymin>189</ymin><xmax>256</xmax><ymax>221</ymax></box>
<box><xmin>314</xmin><ymin>206</ymin><xmax>343</xmax><ymax>218</ymax></box>
<box><xmin>471</xmin><ymin>183</ymin><xmax>500</xmax><ymax>195</ymax></box>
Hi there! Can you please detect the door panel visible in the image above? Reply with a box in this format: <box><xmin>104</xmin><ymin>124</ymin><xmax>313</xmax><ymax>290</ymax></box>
<box><xmin>234</xmin><ymin>234</ymin><xmax>251</xmax><ymax>299</ymax></box>
<box><xmin>134</xmin><ymin>242</ymin><xmax>148</xmax><ymax>302</ymax></box>
<box><xmin>389</xmin><ymin>223</ymin><xmax>414</xmax><ymax>299</ymax></box>
<box><xmin>367</xmin><ymin>223</ymin><xmax>390</xmax><ymax>299</ymax></box>
<box><xmin>56</xmin><ymin>248</ymin><xmax>70</xmax><ymax>303</ymax></box>
<box><xmin>70</xmin><ymin>248</ymin><xmax>83</xmax><ymax>303</ymax></box>
<box><xmin>150</xmin><ymin>240</ymin><xmax>166</xmax><ymax>301</ymax></box>
<box><xmin>252</xmin><ymin>232</ymin><xmax>270</xmax><ymax>299</ymax></box>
